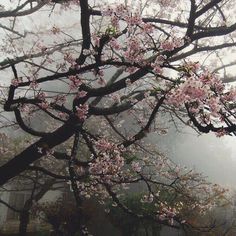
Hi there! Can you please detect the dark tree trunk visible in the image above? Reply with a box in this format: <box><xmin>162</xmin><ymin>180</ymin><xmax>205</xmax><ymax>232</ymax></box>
<box><xmin>0</xmin><ymin>116</ymin><xmax>79</xmax><ymax>186</ymax></box>
<box><xmin>50</xmin><ymin>229</ymin><xmax>63</xmax><ymax>236</ymax></box>
<box><xmin>19</xmin><ymin>210</ymin><xmax>30</xmax><ymax>236</ymax></box>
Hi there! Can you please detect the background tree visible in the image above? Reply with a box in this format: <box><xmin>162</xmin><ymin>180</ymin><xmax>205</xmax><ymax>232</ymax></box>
<box><xmin>0</xmin><ymin>134</ymin><xmax>72</xmax><ymax>235</ymax></box>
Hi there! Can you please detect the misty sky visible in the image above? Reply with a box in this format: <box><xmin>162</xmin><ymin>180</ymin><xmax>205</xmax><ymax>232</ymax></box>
<box><xmin>150</xmin><ymin>124</ymin><xmax>236</xmax><ymax>188</ymax></box>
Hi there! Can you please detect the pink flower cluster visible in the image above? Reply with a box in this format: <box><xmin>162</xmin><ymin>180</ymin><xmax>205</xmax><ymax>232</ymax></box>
<box><xmin>95</xmin><ymin>138</ymin><xmax>117</xmax><ymax>152</ymax></box>
<box><xmin>89</xmin><ymin>153</ymin><xmax>124</xmax><ymax>177</ymax></box>
<box><xmin>131</xmin><ymin>161</ymin><xmax>141</xmax><ymax>172</ymax></box>
<box><xmin>29</xmin><ymin>79</ymin><xmax>38</xmax><ymax>89</ymax></box>
<box><xmin>199</xmin><ymin>72</ymin><xmax>224</xmax><ymax>94</ymax></box>
<box><xmin>51</xmin><ymin>26</ymin><xmax>60</xmax><ymax>34</ymax></box>
<box><xmin>160</xmin><ymin>37</ymin><xmax>184</xmax><ymax>51</ymax></box>
<box><xmin>223</xmin><ymin>87</ymin><xmax>236</xmax><ymax>102</ymax></box>
<box><xmin>215</xmin><ymin>129</ymin><xmax>228</xmax><ymax>137</ymax></box>
<box><xmin>88</xmin><ymin>138</ymin><xmax>125</xmax><ymax>181</ymax></box>
<box><xmin>151</xmin><ymin>55</ymin><xmax>166</xmax><ymax>75</ymax></box>
<box><xmin>109</xmin><ymin>38</ymin><xmax>121</xmax><ymax>50</ymax></box>
<box><xmin>207</xmin><ymin>96</ymin><xmax>221</xmax><ymax>116</ymax></box>
<box><xmin>77</xmin><ymin>90</ymin><xmax>87</xmax><ymax>98</ymax></box>
<box><xmin>141</xmin><ymin>194</ymin><xmax>154</xmax><ymax>203</ymax></box>
<box><xmin>158</xmin><ymin>206</ymin><xmax>177</xmax><ymax>225</ymax></box>
<box><xmin>69</xmin><ymin>75</ymin><xmax>82</xmax><ymax>90</ymax></box>
<box><xmin>39</xmin><ymin>101</ymin><xmax>49</xmax><ymax>110</ymax></box>
<box><xmin>167</xmin><ymin>77</ymin><xmax>209</xmax><ymax>107</ymax></box>
<box><xmin>167</xmin><ymin>73</ymin><xmax>225</xmax><ymax>118</ymax></box>
<box><xmin>182</xmin><ymin>61</ymin><xmax>200</xmax><ymax>73</ymax></box>
<box><xmin>64</xmin><ymin>53</ymin><xmax>76</xmax><ymax>66</ymax></box>
<box><xmin>11</xmin><ymin>78</ymin><xmax>22</xmax><ymax>87</ymax></box>
<box><xmin>102</xmin><ymin>4</ymin><xmax>127</xmax><ymax>18</ymax></box>
<box><xmin>141</xmin><ymin>22</ymin><xmax>154</xmax><ymax>34</ymax></box>
<box><xmin>101</xmin><ymin>4</ymin><xmax>154</xmax><ymax>35</ymax></box>
<box><xmin>124</xmin><ymin>12</ymin><xmax>142</xmax><ymax>26</ymax></box>
<box><xmin>36</xmin><ymin>92</ymin><xmax>46</xmax><ymax>100</ymax></box>
<box><xmin>54</xmin><ymin>95</ymin><xmax>66</xmax><ymax>105</ymax></box>
<box><xmin>101</xmin><ymin>5</ymin><xmax>127</xmax><ymax>30</ymax></box>
<box><xmin>76</xmin><ymin>104</ymin><xmax>89</xmax><ymax>121</ymax></box>
<box><xmin>123</xmin><ymin>37</ymin><xmax>144</xmax><ymax>64</ymax></box>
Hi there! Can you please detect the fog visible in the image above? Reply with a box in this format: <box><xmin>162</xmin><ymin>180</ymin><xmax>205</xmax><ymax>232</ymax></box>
<box><xmin>151</xmin><ymin>123</ymin><xmax>236</xmax><ymax>188</ymax></box>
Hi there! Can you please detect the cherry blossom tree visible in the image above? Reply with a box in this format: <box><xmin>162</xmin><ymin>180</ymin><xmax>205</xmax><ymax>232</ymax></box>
<box><xmin>0</xmin><ymin>0</ymin><xmax>236</xmax><ymax>234</ymax></box>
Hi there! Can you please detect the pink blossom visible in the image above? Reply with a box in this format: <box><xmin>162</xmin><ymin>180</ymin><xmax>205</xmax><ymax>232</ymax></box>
<box><xmin>110</xmin><ymin>94</ymin><xmax>121</xmax><ymax>103</ymax></box>
<box><xmin>131</xmin><ymin>161</ymin><xmax>141</xmax><ymax>172</ymax></box>
<box><xmin>77</xmin><ymin>90</ymin><xmax>88</xmax><ymax>98</ymax></box>
<box><xmin>207</xmin><ymin>96</ymin><xmax>221</xmax><ymax>115</ymax></box>
<box><xmin>30</xmin><ymin>80</ymin><xmax>38</xmax><ymax>89</ymax></box>
<box><xmin>141</xmin><ymin>194</ymin><xmax>154</xmax><ymax>203</ymax></box>
<box><xmin>166</xmin><ymin>77</ymin><xmax>208</xmax><ymax>107</ymax></box>
<box><xmin>124</xmin><ymin>12</ymin><xmax>142</xmax><ymax>26</ymax></box>
<box><xmin>223</xmin><ymin>87</ymin><xmax>236</xmax><ymax>101</ymax></box>
<box><xmin>11</xmin><ymin>78</ymin><xmax>23</xmax><ymax>87</ymax></box>
<box><xmin>76</xmin><ymin>104</ymin><xmax>89</xmax><ymax>120</ymax></box>
<box><xmin>92</xmin><ymin>33</ymin><xmax>100</xmax><ymax>47</ymax></box>
<box><xmin>123</xmin><ymin>37</ymin><xmax>144</xmax><ymax>64</ymax></box>
<box><xmin>64</xmin><ymin>53</ymin><xmax>76</xmax><ymax>65</ymax></box>
<box><xmin>69</xmin><ymin>75</ymin><xmax>82</xmax><ymax>90</ymax></box>
<box><xmin>36</xmin><ymin>92</ymin><xmax>46</xmax><ymax>100</ymax></box>
<box><xmin>101</xmin><ymin>6</ymin><xmax>114</xmax><ymax>16</ymax></box>
<box><xmin>160</xmin><ymin>37</ymin><xmax>183</xmax><ymax>51</ymax></box>
<box><xmin>95</xmin><ymin>139</ymin><xmax>114</xmax><ymax>152</ymax></box>
<box><xmin>160</xmin><ymin>40</ymin><xmax>175</xmax><ymax>51</ymax></box>
<box><xmin>89</xmin><ymin>153</ymin><xmax>124</xmax><ymax>177</ymax></box>
<box><xmin>125</xmin><ymin>67</ymin><xmax>138</xmax><ymax>74</ymax></box>
<box><xmin>111</xmin><ymin>16</ymin><xmax>119</xmax><ymax>29</ymax></box>
<box><xmin>153</xmin><ymin>65</ymin><xmax>163</xmax><ymax>74</ymax></box>
<box><xmin>183</xmin><ymin>61</ymin><xmax>200</xmax><ymax>73</ymax></box>
<box><xmin>141</xmin><ymin>23</ymin><xmax>154</xmax><ymax>34</ymax></box>
<box><xmin>36</xmin><ymin>43</ymin><xmax>47</xmax><ymax>52</ymax></box>
<box><xmin>58</xmin><ymin>112</ymin><xmax>69</xmax><ymax>120</ymax></box>
<box><xmin>51</xmin><ymin>26</ymin><xmax>60</xmax><ymax>34</ymax></box>
<box><xmin>39</xmin><ymin>101</ymin><xmax>49</xmax><ymax>110</ymax></box>
<box><xmin>54</xmin><ymin>95</ymin><xmax>66</xmax><ymax>104</ymax></box>
<box><xmin>215</xmin><ymin>129</ymin><xmax>228</xmax><ymax>137</ymax></box>
<box><xmin>109</xmin><ymin>38</ymin><xmax>120</xmax><ymax>50</ymax></box>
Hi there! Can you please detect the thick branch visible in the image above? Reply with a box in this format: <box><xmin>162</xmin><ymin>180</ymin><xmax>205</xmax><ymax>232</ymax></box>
<box><xmin>0</xmin><ymin>115</ymin><xmax>80</xmax><ymax>186</ymax></box>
